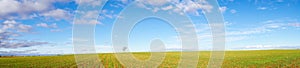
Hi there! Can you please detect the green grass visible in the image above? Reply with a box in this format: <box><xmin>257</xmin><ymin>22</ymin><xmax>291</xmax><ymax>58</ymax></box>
<box><xmin>0</xmin><ymin>50</ymin><xmax>300</xmax><ymax>68</ymax></box>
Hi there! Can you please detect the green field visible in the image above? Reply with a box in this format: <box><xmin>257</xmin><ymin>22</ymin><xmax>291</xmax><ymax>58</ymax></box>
<box><xmin>0</xmin><ymin>50</ymin><xmax>300</xmax><ymax>68</ymax></box>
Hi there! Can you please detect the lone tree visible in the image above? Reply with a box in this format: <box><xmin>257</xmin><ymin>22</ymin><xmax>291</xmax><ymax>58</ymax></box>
<box><xmin>122</xmin><ymin>47</ymin><xmax>127</xmax><ymax>52</ymax></box>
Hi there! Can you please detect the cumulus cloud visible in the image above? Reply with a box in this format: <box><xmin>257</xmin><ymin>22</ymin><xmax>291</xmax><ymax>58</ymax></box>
<box><xmin>36</xmin><ymin>23</ymin><xmax>58</xmax><ymax>28</ymax></box>
<box><xmin>36</xmin><ymin>23</ymin><xmax>61</xmax><ymax>32</ymax></box>
<box><xmin>0</xmin><ymin>0</ymin><xmax>20</xmax><ymax>16</ymax></box>
<box><xmin>0</xmin><ymin>0</ymin><xmax>71</xmax><ymax>20</ymax></box>
<box><xmin>0</xmin><ymin>20</ymin><xmax>32</xmax><ymax>33</ymax></box>
<box><xmin>73</xmin><ymin>10</ymin><xmax>99</xmax><ymax>24</ymax></box>
<box><xmin>175</xmin><ymin>0</ymin><xmax>212</xmax><ymax>14</ymax></box>
<box><xmin>17</xmin><ymin>24</ymin><xmax>32</xmax><ymax>32</ymax></box>
<box><xmin>0</xmin><ymin>0</ymin><xmax>49</xmax><ymax>18</ymax></box>
<box><xmin>73</xmin><ymin>10</ymin><xmax>113</xmax><ymax>24</ymax></box>
<box><xmin>0</xmin><ymin>20</ymin><xmax>49</xmax><ymax>48</ymax></box>
<box><xmin>41</xmin><ymin>9</ymin><xmax>72</xmax><ymax>20</ymax></box>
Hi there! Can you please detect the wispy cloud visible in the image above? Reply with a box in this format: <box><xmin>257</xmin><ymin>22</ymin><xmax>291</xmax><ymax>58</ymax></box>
<box><xmin>135</xmin><ymin>0</ymin><xmax>213</xmax><ymax>16</ymax></box>
<box><xmin>0</xmin><ymin>49</ymin><xmax>37</xmax><ymax>54</ymax></box>
<box><xmin>257</xmin><ymin>7</ymin><xmax>267</xmax><ymax>10</ymax></box>
<box><xmin>230</xmin><ymin>9</ymin><xmax>237</xmax><ymax>14</ymax></box>
<box><xmin>228</xmin><ymin>19</ymin><xmax>300</xmax><ymax>36</ymax></box>
<box><xmin>75</xmin><ymin>0</ymin><xmax>103</xmax><ymax>6</ymax></box>
<box><xmin>219</xmin><ymin>6</ymin><xmax>227</xmax><ymax>13</ymax></box>
<box><xmin>0</xmin><ymin>40</ymin><xmax>49</xmax><ymax>48</ymax></box>
<box><xmin>50</xmin><ymin>29</ymin><xmax>62</xmax><ymax>32</ymax></box>
<box><xmin>233</xmin><ymin>45</ymin><xmax>300</xmax><ymax>50</ymax></box>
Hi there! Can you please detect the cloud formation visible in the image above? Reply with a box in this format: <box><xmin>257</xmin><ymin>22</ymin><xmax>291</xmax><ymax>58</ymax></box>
<box><xmin>0</xmin><ymin>20</ymin><xmax>49</xmax><ymax>48</ymax></box>
<box><xmin>36</xmin><ymin>23</ymin><xmax>58</xmax><ymax>28</ymax></box>
<box><xmin>219</xmin><ymin>6</ymin><xmax>227</xmax><ymax>13</ymax></box>
<box><xmin>233</xmin><ymin>45</ymin><xmax>300</xmax><ymax>50</ymax></box>
<box><xmin>0</xmin><ymin>0</ymin><xmax>71</xmax><ymax>20</ymax></box>
<box><xmin>0</xmin><ymin>20</ymin><xmax>32</xmax><ymax>33</ymax></box>
<box><xmin>136</xmin><ymin>0</ymin><xmax>213</xmax><ymax>15</ymax></box>
<box><xmin>41</xmin><ymin>9</ymin><xmax>72</xmax><ymax>20</ymax></box>
<box><xmin>0</xmin><ymin>49</ymin><xmax>37</xmax><ymax>54</ymax></box>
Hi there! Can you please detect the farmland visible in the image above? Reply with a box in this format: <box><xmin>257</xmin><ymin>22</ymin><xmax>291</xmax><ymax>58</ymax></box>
<box><xmin>0</xmin><ymin>50</ymin><xmax>300</xmax><ymax>68</ymax></box>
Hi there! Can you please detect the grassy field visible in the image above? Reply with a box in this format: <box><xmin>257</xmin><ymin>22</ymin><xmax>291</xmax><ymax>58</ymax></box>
<box><xmin>0</xmin><ymin>50</ymin><xmax>300</xmax><ymax>68</ymax></box>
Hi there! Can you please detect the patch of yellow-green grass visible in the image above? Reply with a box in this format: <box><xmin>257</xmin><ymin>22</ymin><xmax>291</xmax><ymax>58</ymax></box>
<box><xmin>0</xmin><ymin>50</ymin><xmax>299</xmax><ymax>68</ymax></box>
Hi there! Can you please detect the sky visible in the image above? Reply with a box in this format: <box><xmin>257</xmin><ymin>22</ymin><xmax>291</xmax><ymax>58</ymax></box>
<box><xmin>0</xmin><ymin>0</ymin><xmax>300</xmax><ymax>54</ymax></box>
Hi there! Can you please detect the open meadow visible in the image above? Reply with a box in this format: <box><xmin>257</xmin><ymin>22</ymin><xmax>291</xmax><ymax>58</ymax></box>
<box><xmin>0</xmin><ymin>50</ymin><xmax>300</xmax><ymax>68</ymax></box>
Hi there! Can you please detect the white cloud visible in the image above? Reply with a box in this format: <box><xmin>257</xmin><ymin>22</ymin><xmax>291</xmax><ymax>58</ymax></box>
<box><xmin>42</xmin><ymin>9</ymin><xmax>72</xmax><ymax>20</ymax></box>
<box><xmin>1</xmin><ymin>20</ymin><xmax>32</xmax><ymax>33</ymax></box>
<box><xmin>288</xmin><ymin>23</ymin><xmax>300</xmax><ymax>27</ymax></box>
<box><xmin>0</xmin><ymin>0</ymin><xmax>50</xmax><ymax>15</ymax></box>
<box><xmin>233</xmin><ymin>45</ymin><xmax>300</xmax><ymax>50</ymax></box>
<box><xmin>36</xmin><ymin>23</ymin><xmax>58</xmax><ymax>28</ymax></box>
<box><xmin>101</xmin><ymin>10</ymin><xmax>117</xmax><ymax>19</ymax></box>
<box><xmin>174</xmin><ymin>0</ymin><xmax>212</xmax><ymax>15</ymax></box>
<box><xmin>109</xmin><ymin>3</ymin><xmax>125</xmax><ymax>8</ymax></box>
<box><xmin>0</xmin><ymin>0</ymin><xmax>20</xmax><ymax>16</ymax></box>
<box><xmin>0</xmin><ymin>20</ymin><xmax>50</xmax><ymax>49</ymax></box>
<box><xmin>0</xmin><ymin>49</ymin><xmax>37</xmax><ymax>54</ymax></box>
<box><xmin>135</xmin><ymin>0</ymin><xmax>213</xmax><ymax>16</ymax></box>
<box><xmin>162</xmin><ymin>5</ymin><xmax>173</xmax><ymax>11</ymax></box>
<box><xmin>36</xmin><ymin>23</ymin><xmax>61</xmax><ymax>32</ymax></box>
<box><xmin>50</xmin><ymin>29</ymin><xmax>62</xmax><ymax>32</ymax></box>
<box><xmin>193</xmin><ymin>19</ymin><xmax>300</xmax><ymax>43</ymax></box>
<box><xmin>0</xmin><ymin>0</ymin><xmax>70</xmax><ymax>20</ymax></box>
<box><xmin>227</xmin><ymin>28</ymin><xmax>265</xmax><ymax>35</ymax></box>
<box><xmin>228</xmin><ymin>19</ymin><xmax>300</xmax><ymax>36</ymax></box>
<box><xmin>257</xmin><ymin>7</ymin><xmax>267</xmax><ymax>10</ymax></box>
<box><xmin>17</xmin><ymin>24</ymin><xmax>32</xmax><ymax>32</ymax></box>
<box><xmin>230</xmin><ymin>9</ymin><xmax>237</xmax><ymax>14</ymax></box>
<box><xmin>75</xmin><ymin>0</ymin><xmax>103</xmax><ymax>6</ymax></box>
<box><xmin>73</xmin><ymin>10</ymin><xmax>111</xmax><ymax>24</ymax></box>
<box><xmin>219</xmin><ymin>6</ymin><xmax>227</xmax><ymax>13</ymax></box>
<box><xmin>137</xmin><ymin>0</ymin><xmax>171</xmax><ymax>6</ymax></box>
<box><xmin>2</xmin><ymin>20</ymin><xmax>18</xmax><ymax>30</ymax></box>
<box><xmin>73</xmin><ymin>19</ymin><xmax>102</xmax><ymax>24</ymax></box>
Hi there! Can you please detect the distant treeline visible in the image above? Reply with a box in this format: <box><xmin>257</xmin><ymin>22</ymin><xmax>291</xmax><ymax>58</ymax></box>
<box><xmin>0</xmin><ymin>54</ymin><xmax>62</xmax><ymax>57</ymax></box>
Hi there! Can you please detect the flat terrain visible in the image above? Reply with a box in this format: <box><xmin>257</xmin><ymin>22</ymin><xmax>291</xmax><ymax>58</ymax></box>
<box><xmin>0</xmin><ymin>50</ymin><xmax>300</xmax><ymax>68</ymax></box>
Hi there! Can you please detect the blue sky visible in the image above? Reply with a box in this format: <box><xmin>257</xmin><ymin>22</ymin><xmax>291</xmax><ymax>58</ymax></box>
<box><xmin>0</xmin><ymin>0</ymin><xmax>300</xmax><ymax>54</ymax></box>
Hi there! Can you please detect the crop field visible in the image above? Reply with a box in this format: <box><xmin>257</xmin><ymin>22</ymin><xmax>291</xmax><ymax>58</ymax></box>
<box><xmin>0</xmin><ymin>50</ymin><xmax>300</xmax><ymax>68</ymax></box>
